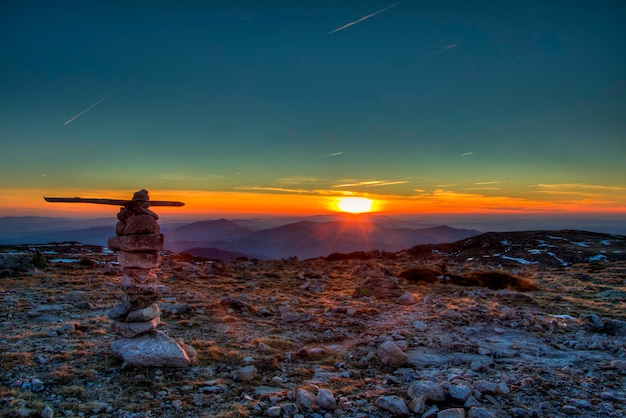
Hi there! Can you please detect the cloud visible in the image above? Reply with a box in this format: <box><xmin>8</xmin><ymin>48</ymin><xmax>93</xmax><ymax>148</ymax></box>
<box><xmin>317</xmin><ymin>152</ymin><xmax>343</xmax><ymax>159</ymax></box>
<box><xmin>277</xmin><ymin>176</ymin><xmax>323</xmax><ymax>185</ymax></box>
<box><xmin>461</xmin><ymin>152</ymin><xmax>474</xmax><ymax>156</ymax></box>
<box><xmin>423</xmin><ymin>42</ymin><xmax>461</xmax><ymax>58</ymax></box>
<box><xmin>333</xmin><ymin>180</ymin><xmax>409</xmax><ymax>188</ymax></box>
<box><xmin>536</xmin><ymin>183</ymin><xmax>626</xmax><ymax>191</ymax></box>
<box><xmin>327</xmin><ymin>2</ymin><xmax>400</xmax><ymax>35</ymax></box>
<box><xmin>234</xmin><ymin>186</ymin><xmax>310</xmax><ymax>194</ymax></box>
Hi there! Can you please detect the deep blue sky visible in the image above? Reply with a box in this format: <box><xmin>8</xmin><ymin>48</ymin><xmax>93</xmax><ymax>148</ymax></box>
<box><xmin>1</xmin><ymin>0</ymin><xmax>625</xmax><ymax>216</ymax></box>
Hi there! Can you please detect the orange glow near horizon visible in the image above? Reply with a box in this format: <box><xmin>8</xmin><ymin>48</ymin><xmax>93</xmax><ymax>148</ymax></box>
<box><xmin>1</xmin><ymin>187</ymin><xmax>625</xmax><ymax>219</ymax></box>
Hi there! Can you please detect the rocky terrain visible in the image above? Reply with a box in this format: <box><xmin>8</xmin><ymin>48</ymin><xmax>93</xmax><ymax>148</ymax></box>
<box><xmin>1</xmin><ymin>230</ymin><xmax>625</xmax><ymax>417</ymax></box>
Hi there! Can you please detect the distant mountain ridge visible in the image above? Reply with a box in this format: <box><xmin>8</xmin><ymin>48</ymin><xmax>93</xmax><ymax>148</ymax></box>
<box><xmin>165</xmin><ymin>219</ymin><xmax>481</xmax><ymax>259</ymax></box>
<box><xmin>0</xmin><ymin>215</ymin><xmax>481</xmax><ymax>260</ymax></box>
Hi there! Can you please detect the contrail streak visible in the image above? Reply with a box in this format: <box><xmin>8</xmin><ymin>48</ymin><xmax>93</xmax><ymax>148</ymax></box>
<box><xmin>64</xmin><ymin>90</ymin><xmax>117</xmax><ymax>125</ymax></box>
<box><xmin>327</xmin><ymin>2</ymin><xmax>400</xmax><ymax>35</ymax></box>
<box><xmin>423</xmin><ymin>42</ymin><xmax>460</xmax><ymax>58</ymax></box>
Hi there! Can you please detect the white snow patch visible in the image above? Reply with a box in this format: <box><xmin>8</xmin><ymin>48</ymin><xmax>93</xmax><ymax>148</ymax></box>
<box><xmin>501</xmin><ymin>240</ymin><xmax>510</xmax><ymax>245</ymax></box>
<box><xmin>588</xmin><ymin>254</ymin><xmax>607</xmax><ymax>262</ymax></box>
<box><xmin>572</xmin><ymin>241</ymin><xmax>589</xmax><ymax>247</ymax></box>
<box><xmin>501</xmin><ymin>255</ymin><xmax>538</xmax><ymax>265</ymax></box>
<box><xmin>548</xmin><ymin>235</ymin><xmax>567</xmax><ymax>240</ymax></box>
<box><xmin>600</xmin><ymin>240</ymin><xmax>611</xmax><ymax>246</ymax></box>
<box><xmin>537</xmin><ymin>240</ymin><xmax>555</xmax><ymax>248</ymax></box>
<box><xmin>547</xmin><ymin>252</ymin><xmax>568</xmax><ymax>266</ymax></box>
<box><xmin>49</xmin><ymin>258</ymin><xmax>79</xmax><ymax>263</ymax></box>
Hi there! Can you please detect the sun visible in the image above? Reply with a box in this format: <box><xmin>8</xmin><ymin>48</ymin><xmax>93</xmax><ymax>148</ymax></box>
<box><xmin>337</xmin><ymin>197</ymin><xmax>374</xmax><ymax>214</ymax></box>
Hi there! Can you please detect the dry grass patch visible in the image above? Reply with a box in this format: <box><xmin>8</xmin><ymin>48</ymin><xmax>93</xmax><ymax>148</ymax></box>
<box><xmin>48</xmin><ymin>364</ymin><xmax>78</xmax><ymax>384</ymax></box>
<box><xmin>251</xmin><ymin>337</ymin><xmax>295</xmax><ymax>350</ymax></box>
<box><xmin>0</xmin><ymin>351</ymin><xmax>34</xmax><ymax>368</ymax></box>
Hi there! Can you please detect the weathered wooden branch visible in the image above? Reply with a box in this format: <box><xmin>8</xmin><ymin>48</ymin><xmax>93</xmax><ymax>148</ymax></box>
<box><xmin>44</xmin><ymin>197</ymin><xmax>185</xmax><ymax>207</ymax></box>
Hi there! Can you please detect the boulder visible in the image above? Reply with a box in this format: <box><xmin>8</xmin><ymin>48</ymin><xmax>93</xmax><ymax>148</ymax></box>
<box><xmin>111</xmin><ymin>331</ymin><xmax>191</xmax><ymax>367</ymax></box>
<box><xmin>377</xmin><ymin>340</ymin><xmax>408</xmax><ymax>368</ymax></box>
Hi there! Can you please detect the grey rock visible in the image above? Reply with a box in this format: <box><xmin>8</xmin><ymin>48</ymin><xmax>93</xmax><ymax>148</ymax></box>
<box><xmin>408</xmin><ymin>380</ymin><xmax>445</xmax><ymax>402</ymax></box>
<box><xmin>111</xmin><ymin>317</ymin><xmax>159</xmax><ymax>338</ymax></box>
<box><xmin>281</xmin><ymin>403</ymin><xmax>299</xmax><ymax>415</ymax></box>
<box><xmin>468</xmin><ymin>407</ymin><xmax>495</xmax><ymax>418</ymax></box>
<box><xmin>297</xmin><ymin>388</ymin><xmax>317</xmax><ymax>410</ymax></box>
<box><xmin>110</xmin><ymin>331</ymin><xmax>191</xmax><ymax>367</ymax></box>
<box><xmin>377</xmin><ymin>341</ymin><xmax>408</xmax><ymax>368</ymax></box>
<box><xmin>123</xmin><ymin>215</ymin><xmax>160</xmax><ymax>235</ymax></box>
<box><xmin>108</xmin><ymin>234</ymin><xmax>164</xmax><ymax>252</ymax></box>
<box><xmin>237</xmin><ymin>365</ymin><xmax>257</xmax><ymax>381</ymax></box>
<box><xmin>31</xmin><ymin>378</ymin><xmax>44</xmax><ymax>392</ymax></box>
<box><xmin>408</xmin><ymin>395</ymin><xmax>425</xmax><ymax>414</ymax></box>
<box><xmin>376</xmin><ymin>395</ymin><xmax>409</xmax><ymax>416</ymax></box>
<box><xmin>437</xmin><ymin>408</ymin><xmax>466</xmax><ymax>418</ymax></box>
<box><xmin>474</xmin><ymin>380</ymin><xmax>498</xmax><ymax>395</ymax></box>
<box><xmin>449</xmin><ymin>384</ymin><xmax>472</xmax><ymax>402</ymax></box>
<box><xmin>464</xmin><ymin>396</ymin><xmax>481</xmax><ymax>408</ymax></box>
<box><xmin>126</xmin><ymin>304</ymin><xmax>160</xmax><ymax>322</ymax></box>
<box><xmin>108</xmin><ymin>301</ymin><xmax>131</xmax><ymax>319</ymax></box>
<box><xmin>317</xmin><ymin>388</ymin><xmax>336</xmax><ymax>410</ymax></box>
<box><xmin>266</xmin><ymin>406</ymin><xmax>282</xmax><ymax>417</ymax></box>
<box><xmin>280</xmin><ymin>306</ymin><xmax>301</xmax><ymax>322</ymax></box>
<box><xmin>413</xmin><ymin>321</ymin><xmax>428</xmax><ymax>332</ymax></box>
<box><xmin>40</xmin><ymin>406</ymin><xmax>54</xmax><ymax>418</ymax></box>
<box><xmin>397</xmin><ymin>292</ymin><xmax>416</xmax><ymax>305</ymax></box>
<box><xmin>117</xmin><ymin>251</ymin><xmax>162</xmax><ymax>269</ymax></box>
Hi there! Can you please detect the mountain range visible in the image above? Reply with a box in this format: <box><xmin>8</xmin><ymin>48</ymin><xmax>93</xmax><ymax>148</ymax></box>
<box><xmin>0</xmin><ymin>215</ymin><xmax>480</xmax><ymax>260</ymax></box>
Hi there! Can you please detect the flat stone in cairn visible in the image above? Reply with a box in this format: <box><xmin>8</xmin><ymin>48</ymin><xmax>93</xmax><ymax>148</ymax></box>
<box><xmin>111</xmin><ymin>330</ymin><xmax>191</xmax><ymax>368</ymax></box>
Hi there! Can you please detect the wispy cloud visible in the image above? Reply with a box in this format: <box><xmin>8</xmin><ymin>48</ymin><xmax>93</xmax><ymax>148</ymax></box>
<box><xmin>327</xmin><ymin>2</ymin><xmax>400</xmax><ymax>35</ymax></box>
<box><xmin>423</xmin><ymin>42</ymin><xmax>461</xmax><ymax>59</ymax></box>
<box><xmin>475</xmin><ymin>181</ymin><xmax>500</xmax><ymax>185</ymax></box>
<box><xmin>64</xmin><ymin>90</ymin><xmax>117</xmax><ymax>125</ymax></box>
<box><xmin>333</xmin><ymin>180</ymin><xmax>409</xmax><ymax>188</ymax></box>
<box><xmin>536</xmin><ymin>183</ymin><xmax>626</xmax><ymax>191</ymax></box>
<box><xmin>277</xmin><ymin>176</ymin><xmax>323</xmax><ymax>185</ymax></box>
<box><xmin>316</xmin><ymin>152</ymin><xmax>343</xmax><ymax>159</ymax></box>
<box><xmin>235</xmin><ymin>186</ymin><xmax>310</xmax><ymax>194</ymax></box>
<box><xmin>461</xmin><ymin>152</ymin><xmax>473</xmax><ymax>156</ymax></box>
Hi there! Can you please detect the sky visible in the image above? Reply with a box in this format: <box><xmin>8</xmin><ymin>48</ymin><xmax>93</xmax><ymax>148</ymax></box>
<box><xmin>1</xmin><ymin>0</ymin><xmax>626</xmax><ymax>220</ymax></box>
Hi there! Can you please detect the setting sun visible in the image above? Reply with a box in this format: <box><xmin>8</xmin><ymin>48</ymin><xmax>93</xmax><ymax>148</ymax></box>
<box><xmin>337</xmin><ymin>197</ymin><xmax>374</xmax><ymax>214</ymax></box>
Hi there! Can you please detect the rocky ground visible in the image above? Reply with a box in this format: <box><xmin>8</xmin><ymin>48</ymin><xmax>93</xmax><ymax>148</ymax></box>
<box><xmin>1</xmin><ymin>230</ymin><xmax>625</xmax><ymax>417</ymax></box>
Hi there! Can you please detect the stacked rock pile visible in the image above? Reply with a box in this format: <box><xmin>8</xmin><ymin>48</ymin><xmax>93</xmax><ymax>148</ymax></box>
<box><xmin>106</xmin><ymin>189</ymin><xmax>194</xmax><ymax>367</ymax></box>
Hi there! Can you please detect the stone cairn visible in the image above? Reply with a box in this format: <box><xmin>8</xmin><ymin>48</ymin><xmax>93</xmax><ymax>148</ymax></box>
<box><xmin>45</xmin><ymin>189</ymin><xmax>195</xmax><ymax>367</ymax></box>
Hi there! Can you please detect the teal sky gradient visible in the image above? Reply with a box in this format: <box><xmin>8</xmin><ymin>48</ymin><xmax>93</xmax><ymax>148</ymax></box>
<box><xmin>1</xmin><ymin>0</ymin><xmax>625</xmax><ymax>213</ymax></box>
